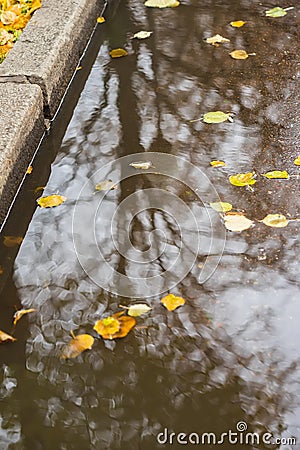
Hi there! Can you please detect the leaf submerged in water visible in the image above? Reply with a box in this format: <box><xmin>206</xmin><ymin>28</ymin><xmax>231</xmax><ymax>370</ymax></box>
<box><xmin>61</xmin><ymin>334</ymin><xmax>94</xmax><ymax>359</ymax></box>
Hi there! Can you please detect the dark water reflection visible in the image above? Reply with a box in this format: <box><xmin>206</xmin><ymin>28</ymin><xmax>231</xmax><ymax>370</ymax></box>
<box><xmin>0</xmin><ymin>0</ymin><xmax>300</xmax><ymax>448</ymax></box>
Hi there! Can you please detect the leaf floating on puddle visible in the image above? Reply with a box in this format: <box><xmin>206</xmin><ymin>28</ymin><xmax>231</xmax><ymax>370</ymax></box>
<box><xmin>94</xmin><ymin>313</ymin><xmax>136</xmax><ymax>340</ymax></box>
<box><xmin>229</xmin><ymin>172</ymin><xmax>256</xmax><ymax>187</ymax></box>
<box><xmin>97</xmin><ymin>16</ymin><xmax>105</xmax><ymax>23</ymax></box>
<box><xmin>205</xmin><ymin>34</ymin><xmax>230</xmax><ymax>45</ymax></box>
<box><xmin>130</xmin><ymin>161</ymin><xmax>153</xmax><ymax>169</ymax></box>
<box><xmin>161</xmin><ymin>294</ymin><xmax>185</xmax><ymax>311</ymax></box>
<box><xmin>230</xmin><ymin>20</ymin><xmax>246</xmax><ymax>27</ymax></box>
<box><xmin>0</xmin><ymin>330</ymin><xmax>16</xmax><ymax>343</ymax></box>
<box><xmin>262</xmin><ymin>170</ymin><xmax>289</xmax><ymax>179</ymax></box>
<box><xmin>224</xmin><ymin>212</ymin><xmax>254</xmax><ymax>232</ymax></box>
<box><xmin>210</xmin><ymin>160</ymin><xmax>226</xmax><ymax>167</ymax></box>
<box><xmin>61</xmin><ymin>334</ymin><xmax>94</xmax><ymax>359</ymax></box>
<box><xmin>260</xmin><ymin>214</ymin><xmax>289</xmax><ymax>228</ymax></box>
<box><xmin>210</xmin><ymin>202</ymin><xmax>233</xmax><ymax>212</ymax></box>
<box><xmin>120</xmin><ymin>303</ymin><xmax>152</xmax><ymax>317</ymax></box>
<box><xmin>265</xmin><ymin>7</ymin><xmax>292</xmax><ymax>18</ymax></box>
<box><xmin>229</xmin><ymin>50</ymin><xmax>254</xmax><ymax>60</ymax></box>
<box><xmin>110</xmin><ymin>48</ymin><xmax>128</xmax><ymax>58</ymax></box>
<box><xmin>3</xmin><ymin>236</ymin><xmax>23</xmax><ymax>247</ymax></box>
<box><xmin>37</xmin><ymin>195</ymin><xmax>66</xmax><ymax>208</ymax></box>
<box><xmin>26</xmin><ymin>166</ymin><xmax>33</xmax><ymax>174</ymax></box>
<box><xmin>133</xmin><ymin>31</ymin><xmax>153</xmax><ymax>39</ymax></box>
<box><xmin>95</xmin><ymin>180</ymin><xmax>118</xmax><ymax>191</ymax></box>
<box><xmin>13</xmin><ymin>309</ymin><xmax>37</xmax><ymax>326</ymax></box>
<box><xmin>203</xmin><ymin>111</ymin><xmax>233</xmax><ymax>124</ymax></box>
<box><xmin>293</xmin><ymin>156</ymin><xmax>300</xmax><ymax>166</ymax></box>
<box><xmin>144</xmin><ymin>0</ymin><xmax>180</xmax><ymax>8</ymax></box>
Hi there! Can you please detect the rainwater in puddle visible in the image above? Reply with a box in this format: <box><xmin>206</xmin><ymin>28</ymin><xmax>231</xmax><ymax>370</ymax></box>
<box><xmin>0</xmin><ymin>1</ymin><xmax>299</xmax><ymax>448</ymax></box>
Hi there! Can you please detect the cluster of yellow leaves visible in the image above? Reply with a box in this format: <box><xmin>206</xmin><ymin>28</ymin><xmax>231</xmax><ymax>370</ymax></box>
<box><xmin>0</xmin><ymin>0</ymin><xmax>41</xmax><ymax>63</ymax></box>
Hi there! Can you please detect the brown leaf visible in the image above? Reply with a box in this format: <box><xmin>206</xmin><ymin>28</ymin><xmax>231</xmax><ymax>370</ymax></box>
<box><xmin>3</xmin><ymin>236</ymin><xmax>23</xmax><ymax>247</ymax></box>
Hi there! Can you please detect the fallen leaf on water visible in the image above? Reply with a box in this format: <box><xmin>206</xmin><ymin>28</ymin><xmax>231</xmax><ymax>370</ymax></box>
<box><xmin>161</xmin><ymin>294</ymin><xmax>185</xmax><ymax>311</ymax></box>
<box><xmin>260</xmin><ymin>214</ymin><xmax>289</xmax><ymax>228</ymax></box>
<box><xmin>144</xmin><ymin>0</ymin><xmax>180</xmax><ymax>7</ymax></box>
<box><xmin>94</xmin><ymin>312</ymin><xmax>136</xmax><ymax>339</ymax></box>
<box><xmin>3</xmin><ymin>236</ymin><xmax>23</xmax><ymax>247</ymax></box>
<box><xmin>34</xmin><ymin>186</ymin><xmax>45</xmax><ymax>193</ymax></box>
<box><xmin>13</xmin><ymin>308</ymin><xmax>37</xmax><ymax>326</ymax></box>
<box><xmin>205</xmin><ymin>34</ymin><xmax>230</xmax><ymax>45</ymax></box>
<box><xmin>224</xmin><ymin>212</ymin><xmax>254</xmax><ymax>232</ymax></box>
<box><xmin>97</xmin><ymin>16</ymin><xmax>105</xmax><ymax>23</ymax></box>
<box><xmin>37</xmin><ymin>195</ymin><xmax>66</xmax><ymax>208</ymax></box>
<box><xmin>0</xmin><ymin>330</ymin><xmax>16</xmax><ymax>343</ymax></box>
<box><xmin>210</xmin><ymin>160</ymin><xmax>226</xmax><ymax>168</ymax></box>
<box><xmin>110</xmin><ymin>48</ymin><xmax>128</xmax><ymax>58</ymax></box>
<box><xmin>229</xmin><ymin>172</ymin><xmax>256</xmax><ymax>187</ymax></box>
<box><xmin>130</xmin><ymin>161</ymin><xmax>153</xmax><ymax>169</ymax></box>
<box><xmin>203</xmin><ymin>111</ymin><xmax>233</xmax><ymax>124</ymax></box>
<box><xmin>61</xmin><ymin>334</ymin><xmax>94</xmax><ymax>359</ymax></box>
<box><xmin>230</xmin><ymin>20</ymin><xmax>246</xmax><ymax>27</ymax></box>
<box><xmin>0</xmin><ymin>266</ymin><xmax>3</xmax><ymax>275</ymax></box>
<box><xmin>293</xmin><ymin>156</ymin><xmax>300</xmax><ymax>166</ymax></box>
<box><xmin>210</xmin><ymin>201</ymin><xmax>233</xmax><ymax>212</ymax></box>
<box><xmin>120</xmin><ymin>303</ymin><xmax>152</xmax><ymax>317</ymax></box>
<box><xmin>95</xmin><ymin>180</ymin><xmax>119</xmax><ymax>191</ymax></box>
<box><xmin>26</xmin><ymin>166</ymin><xmax>33</xmax><ymax>174</ymax></box>
<box><xmin>230</xmin><ymin>50</ymin><xmax>255</xmax><ymax>60</ymax></box>
<box><xmin>133</xmin><ymin>31</ymin><xmax>153</xmax><ymax>39</ymax></box>
<box><xmin>265</xmin><ymin>7</ymin><xmax>292</xmax><ymax>18</ymax></box>
<box><xmin>262</xmin><ymin>170</ymin><xmax>289</xmax><ymax>179</ymax></box>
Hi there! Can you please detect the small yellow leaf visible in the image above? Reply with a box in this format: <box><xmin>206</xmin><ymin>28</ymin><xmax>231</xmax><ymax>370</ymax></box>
<box><xmin>210</xmin><ymin>202</ymin><xmax>233</xmax><ymax>212</ymax></box>
<box><xmin>95</xmin><ymin>180</ymin><xmax>118</xmax><ymax>191</ymax></box>
<box><xmin>26</xmin><ymin>165</ymin><xmax>33</xmax><ymax>174</ymax></box>
<box><xmin>161</xmin><ymin>294</ymin><xmax>185</xmax><ymax>311</ymax></box>
<box><xmin>13</xmin><ymin>308</ymin><xmax>37</xmax><ymax>326</ymax></box>
<box><xmin>205</xmin><ymin>34</ymin><xmax>230</xmax><ymax>45</ymax></box>
<box><xmin>260</xmin><ymin>214</ymin><xmax>289</xmax><ymax>228</ymax></box>
<box><xmin>229</xmin><ymin>172</ymin><xmax>256</xmax><ymax>187</ymax></box>
<box><xmin>230</xmin><ymin>20</ymin><xmax>246</xmax><ymax>27</ymax></box>
<box><xmin>97</xmin><ymin>16</ymin><xmax>105</xmax><ymax>23</ymax></box>
<box><xmin>120</xmin><ymin>303</ymin><xmax>152</xmax><ymax>317</ymax></box>
<box><xmin>130</xmin><ymin>161</ymin><xmax>153</xmax><ymax>169</ymax></box>
<box><xmin>37</xmin><ymin>195</ymin><xmax>66</xmax><ymax>208</ymax></box>
<box><xmin>110</xmin><ymin>48</ymin><xmax>128</xmax><ymax>58</ymax></box>
<box><xmin>94</xmin><ymin>313</ymin><xmax>136</xmax><ymax>339</ymax></box>
<box><xmin>224</xmin><ymin>212</ymin><xmax>254</xmax><ymax>232</ymax></box>
<box><xmin>76</xmin><ymin>66</ymin><xmax>82</xmax><ymax>71</ymax></box>
<box><xmin>210</xmin><ymin>160</ymin><xmax>226</xmax><ymax>168</ymax></box>
<box><xmin>203</xmin><ymin>111</ymin><xmax>233</xmax><ymax>124</ymax></box>
<box><xmin>61</xmin><ymin>334</ymin><xmax>94</xmax><ymax>359</ymax></box>
<box><xmin>144</xmin><ymin>0</ymin><xmax>180</xmax><ymax>8</ymax></box>
<box><xmin>0</xmin><ymin>330</ymin><xmax>16</xmax><ymax>343</ymax></box>
<box><xmin>262</xmin><ymin>170</ymin><xmax>289</xmax><ymax>179</ymax></box>
<box><xmin>293</xmin><ymin>156</ymin><xmax>300</xmax><ymax>166</ymax></box>
<box><xmin>3</xmin><ymin>236</ymin><xmax>23</xmax><ymax>247</ymax></box>
<box><xmin>133</xmin><ymin>31</ymin><xmax>153</xmax><ymax>39</ymax></box>
<box><xmin>229</xmin><ymin>50</ymin><xmax>250</xmax><ymax>60</ymax></box>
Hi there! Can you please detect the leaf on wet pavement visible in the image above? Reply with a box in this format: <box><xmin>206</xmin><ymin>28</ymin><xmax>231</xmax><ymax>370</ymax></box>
<box><xmin>210</xmin><ymin>202</ymin><xmax>233</xmax><ymax>212</ymax></box>
<box><xmin>120</xmin><ymin>303</ymin><xmax>152</xmax><ymax>317</ymax></box>
<box><xmin>95</xmin><ymin>180</ymin><xmax>119</xmax><ymax>191</ymax></box>
<box><xmin>26</xmin><ymin>165</ymin><xmax>33</xmax><ymax>174</ymax></box>
<box><xmin>94</xmin><ymin>313</ymin><xmax>136</xmax><ymax>339</ymax></box>
<box><xmin>97</xmin><ymin>16</ymin><xmax>105</xmax><ymax>23</ymax></box>
<box><xmin>230</xmin><ymin>20</ymin><xmax>246</xmax><ymax>27</ymax></box>
<box><xmin>37</xmin><ymin>195</ymin><xmax>67</xmax><ymax>208</ymax></box>
<box><xmin>203</xmin><ymin>111</ymin><xmax>233</xmax><ymax>124</ymax></box>
<box><xmin>13</xmin><ymin>308</ymin><xmax>37</xmax><ymax>326</ymax></box>
<box><xmin>3</xmin><ymin>236</ymin><xmax>23</xmax><ymax>247</ymax></box>
<box><xmin>260</xmin><ymin>214</ymin><xmax>289</xmax><ymax>228</ymax></box>
<box><xmin>144</xmin><ymin>0</ymin><xmax>180</xmax><ymax>7</ymax></box>
<box><xmin>161</xmin><ymin>294</ymin><xmax>185</xmax><ymax>311</ymax></box>
<box><xmin>229</xmin><ymin>50</ymin><xmax>255</xmax><ymax>60</ymax></box>
<box><xmin>210</xmin><ymin>160</ymin><xmax>226</xmax><ymax>167</ymax></box>
<box><xmin>205</xmin><ymin>34</ymin><xmax>230</xmax><ymax>45</ymax></box>
<box><xmin>133</xmin><ymin>31</ymin><xmax>153</xmax><ymax>39</ymax></box>
<box><xmin>61</xmin><ymin>334</ymin><xmax>94</xmax><ymax>359</ymax></box>
<box><xmin>262</xmin><ymin>170</ymin><xmax>289</xmax><ymax>179</ymax></box>
<box><xmin>265</xmin><ymin>7</ymin><xmax>292</xmax><ymax>18</ymax></box>
<box><xmin>0</xmin><ymin>330</ymin><xmax>16</xmax><ymax>343</ymax></box>
<box><xmin>229</xmin><ymin>172</ymin><xmax>256</xmax><ymax>187</ymax></box>
<box><xmin>110</xmin><ymin>48</ymin><xmax>128</xmax><ymax>58</ymax></box>
<box><xmin>224</xmin><ymin>212</ymin><xmax>254</xmax><ymax>232</ymax></box>
<box><xmin>293</xmin><ymin>156</ymin><xmax>300</xmax><ymax>166</ymax></box>
<box><xmin>130</xmin><ymin>161</ymin><xmax>153</xmax><ymax>169</ymax></box>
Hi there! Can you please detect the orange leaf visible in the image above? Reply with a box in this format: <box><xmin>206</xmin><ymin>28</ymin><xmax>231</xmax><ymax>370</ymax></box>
<box><xmin>61</xmin><ymin>334</ymin><xmax>94</xmax><ymax>359</ymax></box>
<box><xmin>94</xmin><ymin>313</ymin><xmax>136</xmax><ymax>339</ymax></box>
<box><xmin>13</xmin><ymin>308</ymin><xmax>37</xmax><ymax>326</ymax></box>
<box><xmin>161</xmin><ymin>294</ymin><xmax>185</xmax><ymax>311</ymax></box>
<box><xmin>3</xmin><ymin>236</ymin><xmax>23</xmax><ymax>247</ymax></box>
<box><xmin>0</xmin><ymin>330</ymin><xmax>16</xmax><ymax>343</ymax></box>
<box><xmin>110</xmin><ymin>48</ymin><xmax>128</xmax><ymax>58</ymax></box>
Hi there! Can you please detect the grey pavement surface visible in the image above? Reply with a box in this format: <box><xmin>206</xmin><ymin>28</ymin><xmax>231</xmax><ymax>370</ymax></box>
<box><xmin>0</xmin><ymin>0</ymin><xmax>107</xmax><ymax>229</ymax></box>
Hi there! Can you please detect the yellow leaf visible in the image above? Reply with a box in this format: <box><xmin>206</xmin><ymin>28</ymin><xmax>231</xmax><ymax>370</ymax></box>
<box><xmin>161</xmin><ymin>294</ymin><xmax>185</xmax><ymax>311</ymax></box>
<box><xmin>120</xmin><ymin>303</ymin><xmax>152</xmax><ymax>317</ymax></box>
<box><xmin>37</xmin><ymin>194</ymin><xmax>66</xmax><ymax>208</ymax></box>
<box><xmin>110</xmin><ymin>48</ymin><xmax>128</xmax><ymax>58</ymax></box>
<box><xmin>94</xmin><ymin>313</ymin><xmax>136</xmax><ymax>339</ymax></box>
<box><xmin>210</xmin><ymin>160</ymin><xmax>226</xmax><ymax>167</ymax></box>
<box><xmin>95</xmin><ymin>180</ymin><xmax>118</xmax><ymax>191</ymax></box>
<box><xmin>205</xmin><ymin>34</ymin><xmax>230</xmax><ymax>45</ymax></box>
<box><xmin>262</xmin><ymin>170</ymin><xmax>289</xmax><ymax>179</ymax></box>
<box><xmin>265</xmin><ymin>7</ymin><xmax>290</xmax><ymax>18</ymax></box>
<box><xmin>260</xmin><ymin>214</ymin><xmax>289</xmax><ymax>228</ymax></box>
<box><xmin>0</xmin><ymin>11</ymin><xmax>17</xmax><ymax>25</ymax></box>
<box><xmin>13</xmin><ymin>308</ymin><xmax>37</xmax><ymax>326</ymax></box>
<box><xmin>133</xmin><ymin>31</ymin><xmax>153</xmax><ymax>39</ymax></box>
<box><xmin>203</xmin><ymin>111</ymin><xmax>233</xmax><ymax>124</ymax></box>
<box><xmin>0</xmin><ymin>330</ymin><xmax>16</xmax><ymax>343</ymax></box>
<box><xmin>224</xmin><ymin>212</ymin><xmax>254</xmax><ymax>232</ymax></box>
<box><xmin>26</xmin><ymin>165</ymin><xmax>33</xmax><ymax>174</ymax></box>
<box><xmin>97</xmin><ymin>16</ymin><xmax>105</xmax><ymax>23</ymax></box>
<box><xmin>229</xmin><ymin>172</ymin><xmax>256</xmax><ymax>187</ymax></box>
<box><xmin>230</xmin><ymin>20</ymin><xmax>246</xmax><ymax>27</ymax></box>
<box><xmin>34</xmin><ymin>186</ymin><xmax>45</xmax><ymax>193</ymax></box>
<box><xmin>3</xmin><ymin>236</ymin><xmax>23</xmax><ymax>247</ymax></box>
<box><xmin>130</xmin><ymin>161</ymin><xmax>153</xmax><ymax>169</ymax></box>
<box><xmin>144</xmin><ymin>0</ymin><xmax>180</xmax><ymax>8</ymax></box>
<box><xmin>293</xmin><ymin>156</ymin><xmax>300</xmax><ymax>166</ymax></box>
<box><xmin>230</xmin><ymin>50</ymin><xmax>253</xmax><ymax>60</ymax></box>
<box><xmin>210</xmin><ymin>202</ymin><xmax>233</xmax><ymax>212</ymax></box>
<box><xmin>61</xmin><ymin>334</ymin><xmax>94</xmax><ymax>359</ymax></box>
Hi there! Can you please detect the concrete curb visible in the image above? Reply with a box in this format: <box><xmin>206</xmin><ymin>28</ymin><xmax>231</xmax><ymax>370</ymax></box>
<box><xmin>0</xmin><ymin>0</ymin><xmax>109</xmax><ymax>228</ymax></box>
